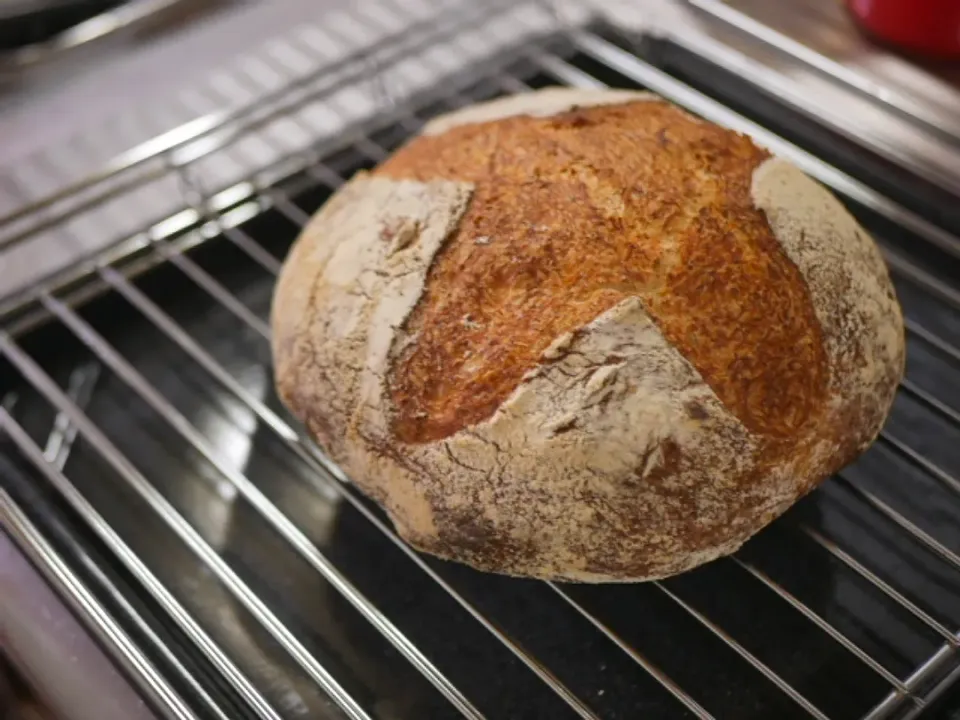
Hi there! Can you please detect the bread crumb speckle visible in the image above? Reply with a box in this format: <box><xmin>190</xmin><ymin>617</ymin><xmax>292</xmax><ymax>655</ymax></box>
<box><xmin>463</xmin><ymin>314</ymin><xmax>482</xmax><ymax>329</ymax></box>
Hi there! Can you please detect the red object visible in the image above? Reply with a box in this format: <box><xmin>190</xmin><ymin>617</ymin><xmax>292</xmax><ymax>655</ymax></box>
<box><xmin>847</xmin><ymin>0</ymin><xmax>960</xmax><ymax>58</ymax></box>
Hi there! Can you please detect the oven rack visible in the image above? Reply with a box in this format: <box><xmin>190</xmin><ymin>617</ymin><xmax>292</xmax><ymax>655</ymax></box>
<box><xmin>0</xmin><ymin>0</ymin><xmax>581</xmax><ymax>300</ymax></box>
<box><xmin>684</xmin><ymin>0</ymin><xmax>960</xmax><ymax>150</ymax></box>
<box><xmin>1</xmin><ymin>4</ymin><xmax>960</xmax><ymax>720</ymax></box>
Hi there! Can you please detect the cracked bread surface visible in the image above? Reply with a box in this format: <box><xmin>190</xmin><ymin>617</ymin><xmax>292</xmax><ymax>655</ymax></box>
<box><xmin>271</xmin><ymin>87</ymin><xmax>905</xmax><ymax>582</ymax></box>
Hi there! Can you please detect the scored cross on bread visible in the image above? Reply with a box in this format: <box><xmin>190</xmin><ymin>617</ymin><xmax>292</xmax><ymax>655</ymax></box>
<box><xmin>271</xmin><ymin>87</ymin><xmax>905</xmax><ymax>583</ymax></box>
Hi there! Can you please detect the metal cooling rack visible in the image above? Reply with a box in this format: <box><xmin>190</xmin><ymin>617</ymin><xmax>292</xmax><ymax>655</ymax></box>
<box><xmin>1</xmin><ymin>1</ymin><xmax>960</xmax><ymax>719</ymax></box>
<box><xmin>670</xmin><ymin>0</ymin><xmax>960</xmax><ymax>207</ymax></box>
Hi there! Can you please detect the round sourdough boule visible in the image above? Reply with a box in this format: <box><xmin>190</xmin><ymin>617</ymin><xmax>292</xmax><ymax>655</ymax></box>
<box><xmin>271</xmin><ymin>87</ymin><xmax>905</xmax><ymax>582</ymax></box>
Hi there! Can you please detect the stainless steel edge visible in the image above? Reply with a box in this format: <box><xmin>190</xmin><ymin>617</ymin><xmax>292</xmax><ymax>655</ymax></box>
<box><xmin>672</xmin><ymin>0</ymin><xmax>960</xmax><ymax>200</ymax></box>
<box><xmin>663</xmin><ymin>21</ymin><xmax>960</xmax><ymax>199</ymax></box>
<box><xmin>0</xmin><ymin>400</ymin><xmax>287</xmax><ymax>720</ymax></box>
<box><xmin>685</xmin><ymin>0</ymin><xmax>960</xmax><ymax>146</ymax></box>
<box><xmin>0</xmin><ymin>1</ymin><xmax>85</xmax><ymax>22</ymax></box>
<box><xmin>0</xmin><ymin>486</ymin><xmax>190</xmax><ymax>720</ymax></box>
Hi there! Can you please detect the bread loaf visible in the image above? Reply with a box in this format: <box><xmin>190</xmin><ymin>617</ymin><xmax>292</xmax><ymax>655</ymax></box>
<box><xmin>271</xmin><ymin>87</ymin><xmax>905</xmax><ymax>582</ymax></box>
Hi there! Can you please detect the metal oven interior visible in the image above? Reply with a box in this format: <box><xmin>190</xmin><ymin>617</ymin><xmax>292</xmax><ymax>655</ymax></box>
<box><xmin>1</xmin><ymin>3</ymin><xmax>959</xmax><ymax>719</ymax></box>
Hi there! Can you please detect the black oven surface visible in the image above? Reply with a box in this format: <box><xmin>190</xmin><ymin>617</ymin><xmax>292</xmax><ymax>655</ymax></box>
<box><xmin>1</xmin><ymin>11</ymin><xmax>959</xmax><ymax>720</ymax></box>
<box><xmin>0</xmin><ymin>1</ymin><xmax>126</xmax><ymax>49</ymax></box>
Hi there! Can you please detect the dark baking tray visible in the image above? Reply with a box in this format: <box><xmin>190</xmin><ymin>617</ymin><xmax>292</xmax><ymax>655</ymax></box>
<box><xmin>1</xmin><ymin>28</ymin><xmax>959</xmax><ymax>720</ymax></box>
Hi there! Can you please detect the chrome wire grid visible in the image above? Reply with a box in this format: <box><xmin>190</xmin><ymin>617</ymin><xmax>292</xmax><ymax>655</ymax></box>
<box><xmin>0</xmin><ymin>0</ymin><xmax>583</xmax><ymax>297</ymax></box>
<box><xmin>684</xmin><ymin>0</ymin><xmax>960</xmax><ymax>151</ymax></box>
<box><xmin>1</xmin><ymin>1</ymin><xmax>960</xmax><ymax>719</ymax></box>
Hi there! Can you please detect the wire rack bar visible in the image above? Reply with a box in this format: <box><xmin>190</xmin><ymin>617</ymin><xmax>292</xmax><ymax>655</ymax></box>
<box><xmin>872</xmin><ymin>663</ymin><xmax>960</xmax><ymax>720</ymax></box>
<box><xmin>0</xmin><ymin>483</ymin><xmax>199</xmax><ymax>720</ymax></box>
<box><xmin>0</xmin><ymin>335</ymin><xmax>373</xmax><ymax>720</ymax></box>
<box><xmin>909</xmin><ymin>657</ymin><xmax>960</xmax><ymax>716</ymax></box>
<box><xmin>151</xmin><ymin>241</ymin><xmax>271</xmax><ymax>340</ymax></box>
<box><xmin>878</xmin><ymin>432</ymin><xmax>960</xmax><ymax>496</ymax></box>
<box><xmin>548</xmin><ymin>586</ymin><xmax>716</xmax><ymax>720</ymax></box>
<box><xmin>899</xmin><ymin>378</ymin><xmax>960</xmax><ymax>428</ymax></box>
<box><xmin>885</xmin><ymin>253</ymin><xmax>960</xmax><ymax>314</ymax></box>
<box><xmin>833</xmin><ymin>475</ymin><xmax>960</xmax><ymax>571</ymax></box>
<box><xmin>219</xmin><ymin>223</ymin><xmax>282</xmax><ymax>275</ymax></box>
<box><xmin>0</xmin><ymin>0</ymin><xmax>192</xmax><ymax>77</ymax></box>
<box><xmin>43</xmin><ymin>363</ymin><xmax>99</xmax><ymax>470</ymax></box>
<box><xmin>798</xmin><ymin>525</ymin><xmax>959</xmax><ymax>647</ymax></box>
<box><xmin>35</xmin><ymin>292</ymin><xmax>487</xmax><ymax>720</ymax></box>
<box><xmin>732</xmin><ymin>557</ymin><xmax>912</xmax><ymax>695</ymax></box>
<box><xmin>654</xmin><ymin>581</ymin><xmax>831</xmax><ymax>720</ymax></box>
<box><xmin>906</xmin><ymin>319</ymin><xmax>960</xmax><ymax>365</ymax></box>
<box><xmin>0</xmin><ymin>407</ymin><xmax>284</xmax><ymax>720</ymax></box>
<box><xmin>870</xmin><ymin>643</ymin><xmax>960</xmax><ymax>720</ymax></box>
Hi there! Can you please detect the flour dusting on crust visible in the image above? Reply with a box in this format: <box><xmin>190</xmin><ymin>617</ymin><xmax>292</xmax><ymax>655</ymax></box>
<box><xmin>407</xmin><ymin>297</ymin><xmax>768</xmax><ymax>581</ymax></box>
<box><xmin>751</xmin><ymin>158</ymin><xmax>905</xmax><ymax>460</ymax></box>
<box><xmin>272</xmin><ymin>174</ymin><xmax>474</xmax><ymax>536</ymax></box>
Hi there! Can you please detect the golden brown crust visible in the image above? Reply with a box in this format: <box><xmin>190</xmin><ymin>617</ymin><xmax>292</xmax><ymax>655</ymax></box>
<box><xmin>271</xmin><ymin>88</ymin><xmax>905</xmax><ymax>582</ymax></box>
<box><xmin>376</xmin><ymin>98</ymin><xmax>829</xmax><ymax>446</ymax></box>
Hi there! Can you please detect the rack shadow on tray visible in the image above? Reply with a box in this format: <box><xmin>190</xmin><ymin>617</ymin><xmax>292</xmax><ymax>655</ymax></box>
<box><xmin>1</xmin><ymin>21</ymin><xmax>960</xmax><ymax>720</ymax></box>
